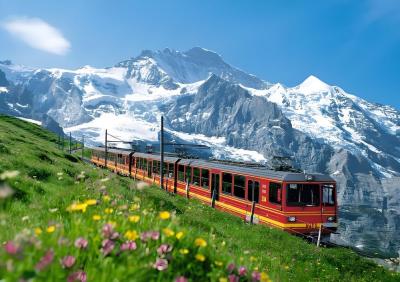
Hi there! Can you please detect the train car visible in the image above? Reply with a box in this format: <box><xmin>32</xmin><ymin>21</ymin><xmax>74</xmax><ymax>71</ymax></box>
<box><xmin>91</xmin><ymin>147</ymin><xmax>338</xmax><ymax>238</ymax></box>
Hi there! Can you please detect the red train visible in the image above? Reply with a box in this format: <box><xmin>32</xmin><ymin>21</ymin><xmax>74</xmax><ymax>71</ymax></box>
<box><xmin>91</xmin><ymin>147</ymin><xmax>338</xmax><ymax>238</ymax></box>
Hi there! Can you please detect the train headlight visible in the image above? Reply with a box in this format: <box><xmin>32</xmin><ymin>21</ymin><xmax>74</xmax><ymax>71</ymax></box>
<box><xmin>287</xmin><ymin>216</ymin><xmax>296</xmax><ymax>222</ymax></box>
<box><xmin>327</xmin><ymin>216</ymin><xmax>335</xmax><ymax>222</ymax></box>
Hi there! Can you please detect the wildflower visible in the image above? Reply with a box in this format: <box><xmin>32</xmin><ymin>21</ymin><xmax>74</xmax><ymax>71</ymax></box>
<box><xmin>0</xmin><ymin>170</ymin><xmax>19</xmax><ymax>180</ymax></box>
<box><xmin>179</xmin><ymin>248</ymin><xmax>189</xmax><ymax>255</ymax></box>
<box><xmin>215</xmin><ymin>260</ymin><xmax>223</xmax><ymax>267</ymax></box>
<box><xmin>34</xmin><ymin>227</ymin><xmax>42</xmax><ymax>236</ymax></box>
<box><xmin>101</xmin><ymin>239</ymin><xmax>115</xmax><ymax>256</ymax></box>
<box><xmin>46</xmin><ymin>225</ymin><xmax>56</xmax><ymax>233</ymax></box>
<box><xmin>67</xmin><ymin>270</ymin><xmax>87</xmax><ymax>282</ymax></box>
<box><xmin>120</xmin><ymin>241</ymin><xmax>137</xmax><ymax>251</ymax></box>
<box><xmin>219</xmin><ymin>278</ymin><xmax>228</xmax><ymax>282</ymax></box>
<box><xmin>128</xmin><ymin>215</ymin><xmax>140</xmax><ymax>223</ymax></box>
<box><xmin>102</xmin><ymin>224</ymin><xmax>119</xmax><ymax>240</ymax></box>
<box><xmin>61</xmin><ymin>255</ymin><xmax>76</xmax><ymax>268</ymax></box>
<box><xmin>157</xmin><ymin>244</ymin><xmax>173</xmax><ymax>255</ymax></box>
<box><xmin>153</xmin><ymin>258</ymin><xmax>168</xmax><ymax>271</ymax></box>
<box><xmin>4</xmin><ymin>241</ymin><xmax>19</xmax><ymax>255</ymax></box>
<box><xmin>67</xmin><ymin>203</ymin><xmax>88</xmax><ymax>213</ymax></box>
<box><xmin>162</xmin><ymin>228</ymin><xmax>175</xmax><ymax>237</ymax></box>
<box><xmin>140</xmin><ymin>231</ymin><xmax>160</xmax><ymax>242</ymax></box>
<box><xmin>84</xmin><ymin>199</ymin><xmax>97</xmax><ymax>206</ymax></box>
<box><xmin>130</xmin><ymin>203</ymin><xmax>140</xmax><ymax>211</ymax></box>
<box><xmin>221</xmin><ymin>241</ymin><xmax>226</xmax><ymax>247</ymax></box>
<box><xmin>260</xmin><ymin>272</ymin><xmax>272</xmax><ymax>282</ymax></box>
<box><xmin>195</xmin><ymin>253</ymin><xmax>206</xmax><ymax>262</ymax></box>
<box><xmin>228</xmin><ymin>275</ymin><xmax>239</xmax><ymax>282</ymax></box>
<box><xmin>104</xmin><ymin>208</ymin><xmax>113</xmax><ymax>214</ymax></box>
<box><xmin>92</xmin><ymin>215</ymin><xmax>101</xmax><ymax>221</ymax></box>
<box><xmin>250</xmin><ymin>256</ymin><xmax>257</xmax><ymax>262</ymax></box>
<box><xmin>284</xmin><ymin>265</ymin><xmax>289</xmax><ymax>270</ymax></box>
<box><xmin>74</xmin><ymin>237</ymin><xmax>88</xmax><ymax>249</ymax></box>
<box><xmin>176</xmin><ymin>231</ymin><xmax>184</xmax><ymax>240</ymax></box>
<box><xmin>57</xmin><ymin>172</ymin><xmax>63</xmax><ymax>176</ymax></box>
<box><xmin>0</xmin><ymin>184</ymin><xmax>14</xmax><ymax>199</ymax></box>
<box><xmin>100</xmin><ymin>177</ymin><xmax>110</xmax><ymax>182</ymax></box>
<box><xmin>103</xmin><ymin>195</ymin><xmax>111</xmax><ymax>202</ymax></box>
<box><xmin>49</xmin><ymin>208</ymin><xmax>58</xmax><ymax>213</ymax></box>
<box><xmin>175</xmin><ymin>276</ymin><xmax>188</xmax><ymax>282</ymax></box>
<box><xmin>35</xmin><ymin>249</ymin><xmax>54</xmax><ymax>271</ymax></box>
<box><xmin>133</xmin><ymin>196</ymin><xmax>141</xmax><ymax>202</ymax></box>
<box><xmin>239</xmin><ymin>266</ymin><xmax>247</xmax><ymax>276</ymax></box>
<box><xmin>252</xmin><ymin>271</ymin><xmax>261</xmax><ymax>281</ymax></box>
<box><xmin>194</xmin><ymin>238</ymin><xmax>207</xmax><ymax>247</ymax></box>
<box><xmin>159</xmin><ymin>211</ymin><xmax>171</xmax><ymax>220</ymax></box>
<box><xmin>227</xmin><ymin>263</ymin><xmax>236</xmax><ymax>273</ymax></box>
<box><xmin>124</xmin><ymin>230</ymin><xmax>139</xmax><ymax>241</ymax></box>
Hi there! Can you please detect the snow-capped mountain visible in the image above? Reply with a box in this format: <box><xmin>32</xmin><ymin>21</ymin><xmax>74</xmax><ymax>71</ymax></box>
<box><xmin>0</xmin><ymin>47</ymin><xmax>399</xmax><ymax>256</ymax></box>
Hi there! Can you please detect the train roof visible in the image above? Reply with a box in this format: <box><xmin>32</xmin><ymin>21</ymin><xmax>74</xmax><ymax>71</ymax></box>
<box><xmin>92</xmin><ymin>147</ymin><xmax>335</xmax><ymax>182</ymax></box>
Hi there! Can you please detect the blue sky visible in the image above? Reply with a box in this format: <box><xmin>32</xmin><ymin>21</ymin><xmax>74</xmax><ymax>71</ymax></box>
<box><xmin>0</xmin><ymin>0</ymin><xmax>399</xmax><ymax>109</ymax></box>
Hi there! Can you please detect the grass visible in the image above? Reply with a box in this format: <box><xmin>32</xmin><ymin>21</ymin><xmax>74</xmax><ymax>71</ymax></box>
<box><xmin>0</xmin><ymin>114</ymin><xmax>398</xmax><ymax>281</ymax></box>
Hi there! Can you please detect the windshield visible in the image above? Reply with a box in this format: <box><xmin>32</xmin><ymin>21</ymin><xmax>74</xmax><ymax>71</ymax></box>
<box><xmin>286</xmin><ymin>183</ymin><xmax>320</xmax><ymax>206</ymax></box>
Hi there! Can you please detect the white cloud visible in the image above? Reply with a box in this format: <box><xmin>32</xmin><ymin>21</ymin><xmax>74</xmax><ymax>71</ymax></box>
<box><xmin>2</xmin><ymin>17</ymin><xmax>70</xmax><ymax>55</ymax></box>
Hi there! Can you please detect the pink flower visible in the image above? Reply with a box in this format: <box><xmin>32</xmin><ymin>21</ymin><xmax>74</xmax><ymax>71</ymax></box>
<box><xmin>252</xmin><ymin>271</ymin><xmax>261</xmax><ymax>281</ymax></box>
<box><xmin>61</xmin><ymin>255</ymin><xmax>76</xmax><ymax>268</ymax></box>
<box><xmin>175</xmin><ymin>276</ymin><xmax>188</xmax><ymax>282</ymax></box>
<box><xmin>74</xmin><ymin>237</ymin><xmax>88</xmax><ymax>249</ymax></box>
<box><xmin>102</xmin><ymin>224</ymin><xmax>119</xmax><ymax>240</ymax></box>
<box><xmin>140</xmin><ymin>230</ymin><xmax>160</xmax><ymax>242</ymax></box>
<box><xmin>4</xmin><ymin>241</ymin><xmax>19</xmax><ymax>255</ymax></box>
<box><xmin>153</xmin><ymin>258</ymin><xmax>168</xmax><ymax>271</ymax></box>
<box><xmin>120</xmin><ymin>241</ymin><xmax>137</xmax><ymax>251</ymax></box>
<box><xmin>35</xmin><ymin>249</ymin><xmax>54</xmax><ymax>271</ymax></box>
<box><xmin>67</xmin><ymin>270</ymin><xmax>87</xmax><ymax>282</ymax></box>
<box><xmin>227</xmin><ymin>263</ymin><xmax>236</xmax><ymax>273</ymax></box>
<box><xmin>238</xmin><ymin>266</ymin><xmax>247</xmax><ymax>276</ymax></box>
<box><xmin>101</xmin><ymin>239</ymin><xmax>115</xmax><ymax>256</ymax></box>
<box><xmin>228</xmin><ymin>274</ymin><xmax>239</xmax><ymax>282</ymax></box>
<box><xmin>157</xmin><ymin>244</ymin><xmax>173</xmax><ymax>256</ymax></box>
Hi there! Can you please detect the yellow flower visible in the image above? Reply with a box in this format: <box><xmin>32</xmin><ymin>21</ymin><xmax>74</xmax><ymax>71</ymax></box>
<box><xmin>103</xmin><ymin>195</ymin><xmax>111</xmax><ymax>202</ymax></box>
<box><xmin>107</xmin><ymin>221</ymin><xmax>117</xmax><ymax>227</ymax></box>
<box><xmin>214</xmin><ymin>260</ymin><xmax>223</xmax><ymax>267</ymax></box>
<box><xmin>85</xmin><ymin>199</ymin><xmax>97</xmax><ymax>206</ymax></box>
<box><xmin>179</xmin><ymin>248</ymin><xmax>189</xmax><ymax>255</ymax></box>
<box><xmin>219</xmin><ymin>278</ymin><xmax>228</xmax><ymax>282</ymax></box>
<box><xmin>250</xmin><ymin>256</ymin><xmax>257</xmax><ymax>262</ymax></box>
<box><xmin>159</xmin><ymin>211</ymin><xmax>171</xmax><ymax>220</ymax></box>
<box><xmin>130</xmin><ymin>203</ymin><xmax>140</xmax><ymax>211</ymax></box>
<box><xmin>105</xmin><ymin>208</ymin><xmax>113</xmax><ymax>214</ymax></box>
<box><xmin>34</xmin><ymin>227</ymin><xmax>42</xmax><ymax>235</ymax></box>
<box><xmin>46</xmin><ymin>225</ymin><xmax>56</xmax><ymax>233</ymax></box>
<box><xmin>221</xmin><ymin>241</ymin><xmax>226</xmax><ymax>247</ymax></box>
<box><xmin>176</xmin><ymin>231</ymin><xmax>184</xmax><ymax>240</ymax></box>
<box><xmin>284</xmin><ymin>265</ymin><xmax>289</xmax><ymax>270</ymax></box>
<box><xmin>260</xmin><ymin>272</ymin><xmax>272</xmax><ymax>282</ymax></box>
<box><xmin>124</xmin><ymin>230</ymin><xmax>139</xmax><ymax>241</ymax></box>
<box><xmin>162</xmin><ymin>228</ymin><xmax>175</xmax><ymax>237</ymax></box>
<box><xmin>67</xmin><ymin>203</ymin><xmax>88</xmax><ymax>213</ymax></box>
<box><xmin>133</xmin><ymin>196</ymin><xmax>140</xmax><ymax>202</ymax></box>
<box><xmin>128</xmin><ymin>215</ymin><xmax>140</xmax><ymax>223</ymax></box>
<box><xmin>92</xmin><ymin>215</ymin><xmax>101</xmax><ymax>221</ymax></box>
<box><xmin>194</xmin><ymin>238</ymin><xmax>207</xmax><ymax>247</ymax></box>
<box><xmin>195</xmin><ymin>253</ymin><xmax>206</xmax><ymax>262</ymax></box>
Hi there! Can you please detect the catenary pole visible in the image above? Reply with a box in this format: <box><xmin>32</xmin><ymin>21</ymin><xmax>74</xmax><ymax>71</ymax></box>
<box><xmin>160</xmin><ymin>116</ymin><xmax>164</xmax><ymax>190</ymax></box>
<box><xmin>105</xmin><ymin>129</ymin><xmax>108</xmax><ymax>168</ymax></box>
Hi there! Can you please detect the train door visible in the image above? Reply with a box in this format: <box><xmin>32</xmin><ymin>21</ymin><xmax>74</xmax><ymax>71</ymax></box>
<box><xmin>211</xmin><ymin>173</ymin><xmax>220</xmax><ymax>201</ymax></box>
<box><xmin>147</xmin><ymin>160</ymin><xmax>152</xmax><ymax>178</ymax></box>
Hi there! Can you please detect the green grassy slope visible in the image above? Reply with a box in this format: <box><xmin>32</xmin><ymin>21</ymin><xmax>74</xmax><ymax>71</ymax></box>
<box><xmin>0</xmin><ymin>115</ymin><xmax>398</xmax><ymax>281</ymax></box>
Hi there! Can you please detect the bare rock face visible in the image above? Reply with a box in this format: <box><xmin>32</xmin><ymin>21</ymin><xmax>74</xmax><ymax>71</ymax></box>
<box><xmin>0</xmin><ymin>48</ymin><xmax>399</xmax><ymax>256</ymax></box>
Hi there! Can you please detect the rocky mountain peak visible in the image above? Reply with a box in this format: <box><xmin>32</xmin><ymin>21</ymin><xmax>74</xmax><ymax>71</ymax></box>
<box><xmin>296</xmin><ymin>75</ymin><xmax>331</xmax><ymax>94</ymax></box>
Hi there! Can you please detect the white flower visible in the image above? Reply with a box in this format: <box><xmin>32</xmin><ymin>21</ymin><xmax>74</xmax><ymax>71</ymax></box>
<box><xmin>0</xmin><ymin>170</ymin><xmax>20</xmax><ymax>180</ymax></box>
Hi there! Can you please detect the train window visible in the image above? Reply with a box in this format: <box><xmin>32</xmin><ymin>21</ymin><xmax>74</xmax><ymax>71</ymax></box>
<box><xmin>269</xmin><ymin>182</ymin><xmax>282</xmax><ymax>205</ymax></box>
<box><xmin>143</xmin><ymin>159</ymin><xmax>147</xmax><ymax>170</ymax></box>
<box><xmin>168</xmin><ymin>163</ymin><xmax>174</xmax><ymax>178</ymax></box>
<box><xmin>222</xmin><ymin>173</ymin><xmax>232</xmax><ymax>194</ymax></box>
<box><xmin>162</xmin><ymin>162</ymin><xmax>168</xmax><ymax>176</ymax></box>
<box><xmin>192</xmin><ymin>167</ymin><xmax>200</xmax><ymax>186</ymax></box>
<box><xmin>287</xmin><ymin>184</ymin><xmax>320</xmax><ymax>206</ymax></box>
<box><xmin>178</xmin><ymin>165</ymin><xmax>185</xmax><ymax>182</ymax></box>
<box><xmin>185</xmin><ymin>166</ymin><xmax>191</xmax><ymax>183</ymax></box>
<box><xmin>233</xmin><ymin>175</ymin><xmax>245</xmax><ymax>198</ymax></box>
<box><xmin>248</xmin><ymin>180</ymin><xmax>260</xmax><ymax>203</ymax></box>
<box><xmin>201</xmin><ymin>169</ymin><xmax>209</xmax><ymax>189</ymax></box>
<box><xmin>322</xmin><ymin>184</ymin><xmax>335</xmax><ymax>206</ymax></box>
<box><xmin>152</xmin><ymin>161</ymin><xmax>158</xmax><ymax>174</ymax></box>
